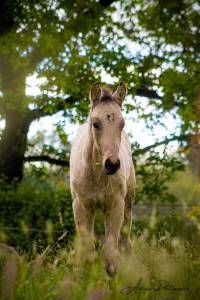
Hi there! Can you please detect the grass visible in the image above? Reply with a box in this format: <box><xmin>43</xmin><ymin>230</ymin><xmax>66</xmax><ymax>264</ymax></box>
<box><xmin>0</xmin><ymin>229</ymin><xmax>200</xmax><ymax>300</ymax></box>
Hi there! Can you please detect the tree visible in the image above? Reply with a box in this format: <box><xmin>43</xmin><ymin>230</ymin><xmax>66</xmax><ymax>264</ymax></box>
<box><xmin>0</xmin><ymin>0</ymin><xmax>199</xmax><ymax>183</ymax></box>
<box><xmin>0</xmin><ymin>0</ymin><xmax>114</xmax><ymax>182</ymax></box>
<box><xmin>0</xmin><ymin>0</ymin><xmax>163</xmax><ymax>183</ymax></box>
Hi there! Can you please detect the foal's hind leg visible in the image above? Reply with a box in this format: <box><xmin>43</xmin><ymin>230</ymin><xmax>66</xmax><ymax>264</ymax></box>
<box><xmin>120</xmin><ymin>191</ymin><xmax>133</xmax><ymax>254</ymax></box>
<box><xmin>73</xmin><ymin>198</ymin><xmax>95</xmax><ymax>262</ymax></box>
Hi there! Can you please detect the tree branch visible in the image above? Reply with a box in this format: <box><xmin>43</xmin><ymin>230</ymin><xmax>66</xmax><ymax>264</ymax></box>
<box><xmin>26</xmin><ymin>81</ymin><xmax>164</xmax><ymax>123</ymax></box>
<box><xmin>24</xmin><ymin>134</ymin><xmax>191</xmax><ymax>168</ymax></box>
<box><xmin>29</xmin><ymin>85</ymin><xmax>162</xmax><ymax>121</ymax></box>
<box><xmin>24</xmin><ymin>155</ymin><xmax>69</xmax><ymax>167</ymax></box>
<box><xmin>0</xmin><ymin>1</ymin><xmax>16</xmax><ymax>35</ymax></box>
<box><xmin>136</xmin><ymin>85</ymin><xmax>162</xmax><ymax>100</ymax></box>
<box><xmin>99</xmin><ymin>0</ymin><xmax>116</xmax><ymax>7</ymax></box>
<box><xmin>135</xmin><ymin>134</ymin><xmax>188</xmax><ymax>155</ymax></box>
<box><xmin>28</xmin><ymin>95</ymin><xmax>78</xmax><ymax>121</ymax></box>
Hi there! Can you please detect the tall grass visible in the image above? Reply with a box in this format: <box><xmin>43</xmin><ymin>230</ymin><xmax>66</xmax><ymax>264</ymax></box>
<box><xmin>0</xmin><ymin>228</ymin><xmax>200</xmax><ymax>300</ymax></box>
<box><xmin>1</xmin><ymin>169</ymin><xmax>200</xmax><ymax>299</ymax></box>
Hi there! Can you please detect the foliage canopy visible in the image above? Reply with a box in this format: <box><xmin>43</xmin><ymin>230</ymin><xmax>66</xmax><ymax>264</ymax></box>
<box><xmin>0</xmin><ymin>0</ymin><xmax>199</xmax><ymax>183</ymax></box>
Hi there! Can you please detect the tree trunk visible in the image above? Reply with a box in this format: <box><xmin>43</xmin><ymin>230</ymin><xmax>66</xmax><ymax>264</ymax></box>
<box><xmin>187</xmin><ymin>133</ymin><xmax>200</xmax><ymax>179</ymax></box>
<box><xmin>187</xmin><ymin>89</ymin><xmax>200</xmax><ymax>179</ymax></box>
<box><xmin>0</xmin><ymin>110</ymin><xmax>31</xmax><ymax>184</ymax></box>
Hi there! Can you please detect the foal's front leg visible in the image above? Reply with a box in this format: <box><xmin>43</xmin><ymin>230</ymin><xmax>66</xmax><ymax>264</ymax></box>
<box><xmin>73</xmin><ymin>198</ymin><xmax>95</xmax><ymax>262</ymax></box>
<box><xmin>104</xmin><ymin>198</ymin><xmax>124</xmax><ymax>275</ymax></box>
<box><xmin>120</xmin><ymin>192</ymin><xmax>133</xmax><ymax>254</ymax></box>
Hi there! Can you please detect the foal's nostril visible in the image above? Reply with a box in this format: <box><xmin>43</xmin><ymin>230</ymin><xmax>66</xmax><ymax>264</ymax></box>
<box><xmin>105</xmin><ymin>159</ymin><xmax>120</xmax><ymax>175</ymax></box>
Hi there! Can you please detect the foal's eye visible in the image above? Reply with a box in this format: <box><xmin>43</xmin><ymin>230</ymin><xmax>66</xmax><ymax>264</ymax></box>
<box><xmin>93</xmin><ymin>122</ymin><xmax>101</xmax><ymax>129</ymax></box>
<box><xmin>121</xmin><ymin>120</ymin><xmax>125</xmax><ymax>129</ymax></box>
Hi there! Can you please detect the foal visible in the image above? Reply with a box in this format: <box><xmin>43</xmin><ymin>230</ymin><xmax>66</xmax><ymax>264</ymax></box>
<box><xmin>70</xmin><ymin>82</ymin><xmax>136</xmax><ymax>275</ymax></box>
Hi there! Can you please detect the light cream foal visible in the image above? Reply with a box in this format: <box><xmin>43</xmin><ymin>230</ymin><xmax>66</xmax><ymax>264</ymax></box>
<box><xmin>70</xmin><ymin>82</ymin><xmax>136</xmax><ymax>275</ymax></box>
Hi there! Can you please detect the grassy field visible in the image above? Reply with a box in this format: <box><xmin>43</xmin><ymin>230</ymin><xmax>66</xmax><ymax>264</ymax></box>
<box><xmin>0</xmin><ymin>170</ymin><xmax>200</xmax><ymax>300</ymax></box>
<box><xmin>1</xmin><ymin>229</ymin><xmax>200</xmax><ymax>300</ymax></box>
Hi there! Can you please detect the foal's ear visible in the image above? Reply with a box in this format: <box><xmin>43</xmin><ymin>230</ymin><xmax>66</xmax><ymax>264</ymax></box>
<box><xmin>113</xmin><ymin>82</ymin><xmax>127</xmax><ymax>106</ymax></box>
<box><xmin>90</xmin><ymin>82</ymin><xmax>101</xmax><ymax>106</ymax></box>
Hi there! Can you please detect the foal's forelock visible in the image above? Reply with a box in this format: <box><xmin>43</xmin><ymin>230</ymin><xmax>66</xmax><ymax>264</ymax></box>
<box><xmin>100</xmin><ymin>88</ymin><xmax>114</xmax><ymax>101</ymax></box>
<box><xmin>91</xmin><ymin>88</ymin><xmax>120</xmax><ymax>109</ymax></box>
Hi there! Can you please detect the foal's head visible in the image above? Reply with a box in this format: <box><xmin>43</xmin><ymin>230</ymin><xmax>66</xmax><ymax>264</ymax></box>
<box><xmin>89</xmin><ymin>82</ymin><xmax>127</xmax><ymax>175</ymax></box>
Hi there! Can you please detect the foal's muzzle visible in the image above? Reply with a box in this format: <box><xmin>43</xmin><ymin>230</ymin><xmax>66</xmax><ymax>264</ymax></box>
<box><xmin>104</xmin><ymin>158</ymin><xmax>120</xmax><ymax>175</ymax></box>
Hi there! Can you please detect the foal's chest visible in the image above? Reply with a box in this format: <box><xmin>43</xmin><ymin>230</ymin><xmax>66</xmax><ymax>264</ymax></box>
<box><xmin>79</xmin><ymin>170</ymin><xmax>127</xmax><ymax>205</ymax></box>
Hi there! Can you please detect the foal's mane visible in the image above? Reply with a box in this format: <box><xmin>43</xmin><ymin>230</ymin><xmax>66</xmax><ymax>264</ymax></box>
<box><xmin>100</xmin><ymin>87</ymin><xmax>115</xmax><ymax>102</ymax></box>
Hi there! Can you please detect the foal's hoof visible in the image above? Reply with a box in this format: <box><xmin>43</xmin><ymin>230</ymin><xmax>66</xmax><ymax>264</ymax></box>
<box><xmin>103</xmin><ymin>246</ymin><xmax>120</xmax><ymax>276</ymax></box>
<box><xmin>106</xmin><ymin>262</ymin><xmax>118</xmax><ymax>276</ymax></box>
<box><xmin>105</xmin><ymin>256</ymin><xmax>120</xmax><ymax>276</ymax></box>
